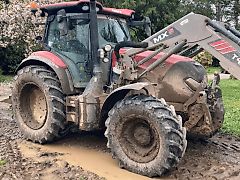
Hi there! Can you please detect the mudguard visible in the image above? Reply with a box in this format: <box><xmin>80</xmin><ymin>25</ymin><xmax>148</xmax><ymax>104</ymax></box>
<box><xmin>100</xmin><ymin>82</ymin><xmax>155</xmax><ymax>125</ymax></box>
<box><xmin>16</xmin><ymin>51</ymin><xmax>75</xmax><ymax>95</ymax></box>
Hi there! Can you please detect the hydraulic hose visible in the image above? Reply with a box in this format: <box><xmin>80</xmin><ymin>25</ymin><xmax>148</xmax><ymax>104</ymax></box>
<box><xmin>114</xmin><ymin>41</ymin><xmax>148</xmax><ymax>60</ymax></box>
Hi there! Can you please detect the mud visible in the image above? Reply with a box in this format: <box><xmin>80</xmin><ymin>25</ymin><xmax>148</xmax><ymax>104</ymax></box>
<box><xmin>0</xmin><ymin>82</ymin><xmax>240</xmax><ymax>180</ymax></box>
<box><xmin>0</xmin><ymin>83</ymin><xmax>104</xmax><ymax>180</ymax></box>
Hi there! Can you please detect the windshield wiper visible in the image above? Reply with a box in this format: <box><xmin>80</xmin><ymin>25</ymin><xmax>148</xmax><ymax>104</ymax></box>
<box><xmin>116</xmin><ymin>18</ymin><xmax>129</xmax><ymax>41</ymax></box>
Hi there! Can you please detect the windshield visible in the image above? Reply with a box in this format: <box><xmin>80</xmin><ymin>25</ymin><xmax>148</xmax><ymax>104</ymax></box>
<box><xmin>47</xmin><ymin>14</ymin><xmax>130</xmax><ymax>50</ymax></box>
<box><xmin>46</xmin><ymin>14</ymin><xmax>131</xmax><ymax>86</ymax></box>
<box><xmin>98</xmin><ymin>16</ymin><xmax>131</xmax><ymax>46</ymax></box>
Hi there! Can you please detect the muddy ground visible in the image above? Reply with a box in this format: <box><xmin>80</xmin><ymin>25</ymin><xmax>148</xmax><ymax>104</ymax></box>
<box><xmin>0</xmin><ymin>82</ymin><xmax>240</xmax><ymax>180</ymax></box>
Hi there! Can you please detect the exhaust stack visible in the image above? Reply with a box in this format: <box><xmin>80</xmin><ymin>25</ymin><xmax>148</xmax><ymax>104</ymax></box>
<box><xmin>79</xmin><ymin>0</ymin><xmax>103</xmax><ymax>130</ymax></box>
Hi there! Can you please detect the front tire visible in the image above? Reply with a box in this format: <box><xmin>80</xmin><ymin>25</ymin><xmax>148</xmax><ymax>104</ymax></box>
<box><xmin>105</xmin><ymin>95</ymin><xmax>187</xmax><ymax>177</ymax></box>
<box><xmin>12</xmin><ymin>66</ymin><xmax>66</xmax><ymax>144</ymax></box>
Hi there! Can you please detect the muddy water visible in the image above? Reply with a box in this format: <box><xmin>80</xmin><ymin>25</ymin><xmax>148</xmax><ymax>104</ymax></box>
<box><xmin>18</xmin><ymin>132</ymin><xmax>240</xmax><ymax>180</ymax></box>
<box><xmin>19</xmin><ymin>134</ymin><xmax>168</xmax><ymax>180</ymax></box>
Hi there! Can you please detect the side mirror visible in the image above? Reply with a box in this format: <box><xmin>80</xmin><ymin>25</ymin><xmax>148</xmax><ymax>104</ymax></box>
<box><xmin>128</xmin><ymin>16</ymin><xmax>152</xmax><ymax>37</ymax></box>
<box><xmin>57</xmin><ymin>9</ymin><xmax>68</xmax><ymax>36</ymax></box>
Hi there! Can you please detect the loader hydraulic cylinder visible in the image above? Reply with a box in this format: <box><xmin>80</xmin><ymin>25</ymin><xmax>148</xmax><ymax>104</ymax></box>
<box><xmin>207</xmin><ymin>20</ymin><xmax>240</xmax><ymax>46</ymax></box>
<box><xmin>138</xmin><ymin>40</ymin><xmax>187</xmax><ymax>78</ymax></box>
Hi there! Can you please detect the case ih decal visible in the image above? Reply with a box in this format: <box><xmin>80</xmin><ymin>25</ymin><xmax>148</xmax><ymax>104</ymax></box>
<box><xmin>210</xmin><ymin>39</ymin><xmax>240</xmax><ymax>65</ymax></box>
<box><xmin>151</xmin><ymin>27</ymin><xmax>181</xmax><ymax>44</ymax></box>
<box><xmin>210</xmin><ymin>40</ymin><xmax>236</xmax><ymax>55</ymax></box>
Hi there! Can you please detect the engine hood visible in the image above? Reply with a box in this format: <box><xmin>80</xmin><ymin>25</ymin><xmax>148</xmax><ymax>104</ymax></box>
<box><xmin>118</xmin><ymin>49</ymin><xmax>194</xmax><ymax>68</ymax></box>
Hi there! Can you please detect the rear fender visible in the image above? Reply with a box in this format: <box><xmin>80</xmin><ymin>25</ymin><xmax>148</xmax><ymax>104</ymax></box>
<box><xmin>16</xmin><ymin>54</ymin><xmax>75</xmax><ymax>95</ymax></box>
<box><xmin>100</xmin><ymin>82</ymin><xmax>155</xmax><ymax>125</ymax></box>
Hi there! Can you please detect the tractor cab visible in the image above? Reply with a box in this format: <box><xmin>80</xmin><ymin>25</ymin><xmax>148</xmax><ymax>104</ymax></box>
<box><xmin>45</xmin><ymin>12</ymin><xmax>131</xmax><ymax>85</ymax></box>
<box><xmin>38</xmin><ymin>1</ymin><xmax>148</xmax><ymax>88</ymax></box>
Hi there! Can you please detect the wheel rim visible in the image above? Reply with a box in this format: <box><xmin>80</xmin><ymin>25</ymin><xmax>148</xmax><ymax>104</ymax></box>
<box><xmin>118</xmin><ymin>115</ymin><xmax>160</xmax><ymax>163</ymax></box>
<box><xmin>19</xmin><ymin>83</ymin><xmax>48</xmax><ymax>130</ymax></box>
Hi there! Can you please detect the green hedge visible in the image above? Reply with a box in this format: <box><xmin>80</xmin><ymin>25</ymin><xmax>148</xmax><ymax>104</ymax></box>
<box><xmin>0</xmin><ymin>40</ymin><xmax>27</xmax><ymax>74</ymax></box>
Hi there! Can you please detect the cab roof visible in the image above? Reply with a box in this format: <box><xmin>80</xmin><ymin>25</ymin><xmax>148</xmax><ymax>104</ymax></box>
<box><xmin>40</xmin><ymin>0</ymin><xmax>135</xmax><ymax>18</ymax></box>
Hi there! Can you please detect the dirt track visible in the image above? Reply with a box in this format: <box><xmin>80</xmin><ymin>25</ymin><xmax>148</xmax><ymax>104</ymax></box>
<box><xmin>0</xmin><ymin>82</ymin><xmax>240</xmax><ymax>180</ymax></box>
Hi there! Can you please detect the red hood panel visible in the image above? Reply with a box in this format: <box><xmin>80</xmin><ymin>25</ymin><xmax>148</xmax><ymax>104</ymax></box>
<box><xmin>119</xmin><ymin>49</ymin><xmax>194</xmax><ymax>69</ymax></box>
<box><xmin>134</xmin><ymin>51</ymin><xmax>193</xmax><ymax>69</ymax></box>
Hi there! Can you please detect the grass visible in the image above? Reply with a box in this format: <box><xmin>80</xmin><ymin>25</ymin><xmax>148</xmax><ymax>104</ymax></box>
<box><xmin>220</xmin><ymin>79</ymin><xmax>240</xmax><ymax>136</ymax></box>
<box><xmin>0</xmin><ymin>159</ymin><xmax>7</xmax><ymax>166</ymax></box>
<box><xmin>206</xmin><ymin>66</ymin><xmax>222</xmax><ymax>74</ymax></box>
<box><xmin>0</xmin><ymin>74</ymin><xmax>12</xmax><ymax>83</ymax></box>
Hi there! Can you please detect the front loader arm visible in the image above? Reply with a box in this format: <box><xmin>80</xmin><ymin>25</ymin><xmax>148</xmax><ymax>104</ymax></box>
<box><xmin>126</xmin><ymin>13</ymin><xmax>240</xmax><ymax>79</ymax></box>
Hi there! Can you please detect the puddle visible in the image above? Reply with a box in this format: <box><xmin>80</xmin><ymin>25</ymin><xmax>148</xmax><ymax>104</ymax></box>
<box><xmin>19</xmin><ymin>135</ymin><xmax>170</xmax><ymax>180</ymax></box>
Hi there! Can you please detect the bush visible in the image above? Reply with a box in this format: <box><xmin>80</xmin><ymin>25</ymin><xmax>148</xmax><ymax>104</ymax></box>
<box><xmin>0</xmin><ymin>40</ymin><xmax>27</xmax><ymax>74</ymax></box>
<box><xmin>194</xmin><ymin>51</ymin><xmax>213</xmax><ymax>67</ymax></box>
<box><xmin>0</xmin><ymin>0</ymin><xmax>62</xmax><ymax>74</ymax></box>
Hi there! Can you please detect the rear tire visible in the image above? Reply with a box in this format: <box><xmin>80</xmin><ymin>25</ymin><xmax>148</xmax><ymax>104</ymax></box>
<box><xmin>105</xmin><ymin>95</ymin><xmax>187</xmax><ymax>177</ymax></box>
<box><xmin>12</xmin><ymin>66</ymin><xmax>66</xmax><ymax>144</ymax></box>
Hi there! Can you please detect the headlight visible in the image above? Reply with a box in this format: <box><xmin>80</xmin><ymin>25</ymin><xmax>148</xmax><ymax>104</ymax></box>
<box><xmin>98</xmin><ymin>49</ymin><xmax>105</xmax><ymax>59</ymax></box>
<box><xmin>104</xmin><ymin>44</ymin><xmax>112</xmax><ymax>52</ymax></box>
<box><xmin>103</xmin><ymin>58</ymin><xmax>109</xmax><ymax>63</ymax></box>
<box><xmin>82</xmin><ymin>5</ymin><xmax>89</xmax><ymax>11</ymax></box>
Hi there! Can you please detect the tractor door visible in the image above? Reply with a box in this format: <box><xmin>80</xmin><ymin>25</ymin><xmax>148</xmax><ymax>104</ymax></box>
<box><xmin>45</xmin><ymin>14</ymin><xmax>92</xmax><ymax>87</ymax></box>
<box><xmin>97</xmin><ymin>15</ymin><xmax>131</xmax><ymax>85</ymax></box>
<box><xmin>45</xmin><ymin>13</ymin><xmax>132</xmax><ymax>88</ymax></box>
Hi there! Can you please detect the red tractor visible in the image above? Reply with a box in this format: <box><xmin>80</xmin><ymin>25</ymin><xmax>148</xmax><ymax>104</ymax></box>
<box><xmin>12</xmin><ymin>0</ymin><xmax>240</xmax><ymax>177</ymax></box>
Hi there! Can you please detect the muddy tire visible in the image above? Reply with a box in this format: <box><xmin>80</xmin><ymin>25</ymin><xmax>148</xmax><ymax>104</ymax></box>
<box><xmin>12</xmin><ymin>66</ymin><xmax>66</xmax><ymax>144</ymax></box>
<box><xmin>105</xmin><ymin>95</ymin><xmax>187</xmax><ymax>177</ymax></box>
